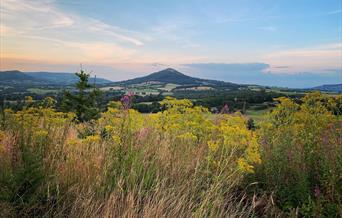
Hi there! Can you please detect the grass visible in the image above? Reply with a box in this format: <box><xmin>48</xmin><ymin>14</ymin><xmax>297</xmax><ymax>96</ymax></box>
<box><xmin>1</xmin><ymin>93</ymin><xmax>341</xmax><ymax>217</ymax></box>
<box><xmin>27</xmin><ymin>88</ymin><xmax>59</xmax><ymax>94</ymax></box>
<box><xmin>245</xmin><ymin>108</ymin><xmax>271</xmax><ymax>123</ymax></box>
<box><xmin>158</xmin><ymin>83</ymin><xmax>179</xmax><ymax>91</ymax></box>
<box><xmin>0</xmin><ymin>103</ymin><xmax>257</xmax><ymax>217</ymax></box>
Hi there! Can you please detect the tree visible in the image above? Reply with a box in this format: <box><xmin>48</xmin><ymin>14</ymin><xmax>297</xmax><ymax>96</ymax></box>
<box><xmin>61</xmin><ymin>70</ymin><xmax>101</xmax><ymax>122</ymax></box>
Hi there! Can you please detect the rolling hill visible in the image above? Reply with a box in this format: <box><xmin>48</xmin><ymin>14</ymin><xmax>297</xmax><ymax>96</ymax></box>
<box><xmin>2</xmin><ymin>69</ymin><xmax>339</xmax><ymax>94</ymax></box>
<box><xmin>27</xmin><ymin>72</ymin><xmax>112</xmax><ymax>85</ymax></box>
<box><xmin>0</xmin><ymin>70</ymin><xmax>43</xmax><ymax>85</ymax></box>
<box><xmin>309</xmin><ymin>84</ymin><xmax>342</xmax><ymax>93</ymax></box>
<box><xmin>0</xmin><ymin>70</ymin><xmax>112</xmax><ymax>86</ymax></box>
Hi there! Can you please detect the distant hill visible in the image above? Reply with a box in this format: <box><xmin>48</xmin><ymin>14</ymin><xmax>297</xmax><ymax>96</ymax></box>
<box><xmin>309</xmin><ymin>84</ymin><xmax>342</xmax><ymax>93</ymax></box>
<box><xmin>0</xmin><ymin>70</ymin><xmax>112</xmax><ymax>86</ymax></box>
<box><xmin>116</xmin><ymin>68</ymin><xmax>239</xmax><ymax>87</ymax></box>
<box><xmin>0</xmin><ymin>70</ymin><xmax>43</xmax><ymax>85</ymax></box>
<box><xmin>27</xmin><ymin>72</ymin><xmax>112</xmax><ymax>85</ymax></box>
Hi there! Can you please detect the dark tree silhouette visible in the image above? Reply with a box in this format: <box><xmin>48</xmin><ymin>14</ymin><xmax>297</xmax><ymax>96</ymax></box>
<box><xmin>61</xmin><ymin>69</ymin><xmax>102</xmax><ymax>122</ymax></box>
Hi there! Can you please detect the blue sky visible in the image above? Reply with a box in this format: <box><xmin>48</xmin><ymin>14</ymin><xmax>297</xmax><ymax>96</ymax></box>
<box><xmin>1</xmin><ymin>0</ymin><xmax>341</xmax><ymax>87</ymax></box>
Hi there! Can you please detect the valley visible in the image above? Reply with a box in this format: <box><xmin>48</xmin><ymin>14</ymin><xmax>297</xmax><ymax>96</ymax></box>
<box><xmin>1</xmin><ymin>68</ymin><xmax>340</xmax><ymax>118</ymax></box>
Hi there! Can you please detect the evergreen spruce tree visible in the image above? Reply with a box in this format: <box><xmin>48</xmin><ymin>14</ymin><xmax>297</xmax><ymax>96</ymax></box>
<box><xmin>61</xmin><ymin>69</ymin><xmax>101</xmax><ymax>122</ymax></box>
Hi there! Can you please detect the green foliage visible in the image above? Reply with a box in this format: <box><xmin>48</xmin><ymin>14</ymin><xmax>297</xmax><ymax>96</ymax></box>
<box><xmin>0</xmin><ymin>107</ymin><xmax>74</xmax><ymax>217</ymax></box>
<box><xmin>0</xmin><ymin>92</ymin><xmax>341</xmax><ymax>217</ymax></box>
<box><xmin>61</xmin><ymin>70</ymin><xmax>102</xmax><ymax>122</ymax></box>
<box><xmin>253</xmin><ymin>92</ymin><xmax>342</xmax><ymax>217</ymax></box>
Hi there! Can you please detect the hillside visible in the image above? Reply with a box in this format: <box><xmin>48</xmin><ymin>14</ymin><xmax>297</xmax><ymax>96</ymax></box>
<box><xmin>0</xmin><ymin>70</ymin><xmax>112</xmax><ymax>86</ymax></box>
<box><xmin>310</xmin><ymin>84</ymin><xmax>342</xmax><ymax>93</ymax></box>
<box><xmin>116</xmin><ymin>68</ymin><xmax>238</xmax><ymax>87</ymax></box>
<box><xmin>27</xmin><ymin>72</ymin><xmax>112</xmax><ymax>85</ymax></box>
<box><xmin>0</xmin><ymin>70</ymin><xmax>43</xmax><ymax>85</ymax></box>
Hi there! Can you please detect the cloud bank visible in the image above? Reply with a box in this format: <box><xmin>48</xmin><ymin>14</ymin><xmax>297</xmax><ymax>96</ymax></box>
<box><xmin>183</xmin><ymin>63</ymin><xmax>341</xmax><ymax>88</ymax></box>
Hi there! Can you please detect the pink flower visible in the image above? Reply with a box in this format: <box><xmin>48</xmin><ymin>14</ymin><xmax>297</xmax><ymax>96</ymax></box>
<box><xmin>220</xmin><ymin>104</ymin><xmax>229</xmax><ymax>114</ymax></box>
<box><xmin>121</xmin><ymin>93</ymin><xmax>133</xmax><ymax>110</ymax></box>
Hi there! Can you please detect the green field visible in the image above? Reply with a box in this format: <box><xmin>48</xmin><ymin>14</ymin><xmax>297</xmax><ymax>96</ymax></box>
<box><xmin>245</xmin><ymin>108</ymin><xmax>272</xmax><ymax>122</ymax></box>
<box><xmin>27</xmin><ymin>88</ymin><xmax>59</xmax><ymax>94</ymax></box>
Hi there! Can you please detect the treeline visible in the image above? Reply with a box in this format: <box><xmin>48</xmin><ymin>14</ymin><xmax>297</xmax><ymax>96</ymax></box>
<box><xmin>0</xmin><ymin>70</ymin><xmax>306</xmax><ymax>116</ymax></box>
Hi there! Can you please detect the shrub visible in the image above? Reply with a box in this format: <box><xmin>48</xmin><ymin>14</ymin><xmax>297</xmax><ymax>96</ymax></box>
<box><xmin>0</xmin><ymin>96</ymin><xmax>257</xmax><ymax>217</ymax></box>
<box><xmin>253</xmin><ymin>92</ymin><xmax>342</xmax><ymax>217</ymax></box>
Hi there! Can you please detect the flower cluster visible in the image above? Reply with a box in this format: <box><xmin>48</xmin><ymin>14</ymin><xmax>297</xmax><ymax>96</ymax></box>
<box><xmin>120</xmin><ymin>92</ymin><xmax>133</xmax><ymax>110</ymax></box>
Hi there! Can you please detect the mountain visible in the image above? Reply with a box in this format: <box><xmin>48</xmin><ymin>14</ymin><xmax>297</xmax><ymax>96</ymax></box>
<box><xmin>116</xmin><ymin>68</ymin><xmax>239</xmax><ymax>87</ymax></box>
<box><xmin>27</xmin><ymin>72</ymin><xmax>112</xmax><ymax>85</ymax></box>
<box><xmin>0</xmin><ymin>70</ymin><xmax>112</xmax><ymax>86</ymax></box>
<box><xmin>309</xmin><ymin>84</ymin><xmax>342</xmax><ymax>93</ymax></box>
<box><xmin>0</xmin><ymin>70</ymin><xmax>43</xmax><ymax>85</ymax></box>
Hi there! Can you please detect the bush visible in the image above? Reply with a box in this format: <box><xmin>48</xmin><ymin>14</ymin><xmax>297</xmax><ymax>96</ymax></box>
<box><xmin>0</xmin><ymin>93</ymin><xmax>340</xmax><ymax>217</ymax></box>
<box><xmin>0</xmin><ymin>97</ymin><xmax>258</xmax><ymax>217</ymax></box>
<box><xmin>253</xmin><ymin>92</ymin><xmax>342</xmax><ymax>217</ymax></box>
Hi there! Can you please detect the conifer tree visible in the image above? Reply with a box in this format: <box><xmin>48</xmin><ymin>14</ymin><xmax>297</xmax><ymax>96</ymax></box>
<box><xmin>61</xmin><ymin>69</ymin><xmax>101</xmax><ymax>122</ymax></box>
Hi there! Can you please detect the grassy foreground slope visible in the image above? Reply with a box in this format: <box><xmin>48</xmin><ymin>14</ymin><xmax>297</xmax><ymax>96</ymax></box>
<box><xmin>0</xmin><ymin>93</ymin><xmax>341</xmax><ymax>217</ymax></box>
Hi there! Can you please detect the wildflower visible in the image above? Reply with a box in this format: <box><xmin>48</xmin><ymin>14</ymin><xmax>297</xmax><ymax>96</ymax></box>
<box><xmin>177</xmin><ymin>132</ymin><xmax>197</xmax><ymax>142</ymax></box>
<box><xmin>220</xmin><ymin>104</ymin><xmax>229</xmax><ymax>114</ymax></box>
<box><xmin>238</xmin><ymin>158</ymin><xmax>254</xmax><ymax>173</ymax></box>
<box><xmin>208</xmin><ymin>140</ymin><xmax>219</xmax><ymax>152</ymax></box>
<box><xmin>121</xmin><ymin>92</ymin><xmax>133</xmax><ymax>110</ymax></box>
<box><xmin>104</xmin><ymin>125</ymin><xmax>115</xmax><ymax>133</ymax></box>
<box><xmin>112</xmin><ymin>135</ymin><xmax>121</xmax><ymax>144</ymax></box>
<box><xmin>245</xmin><ymin>137</ymin><xmax>261</xmax><ymax>164</ymax></box>
<box><xmin>34</xmin><ymin>130</ymin><xmax>49</xmax><ymax>139</ymax></box>
<box><xmin>66</xmin><ymin>139</ymin><xmax>80</xmax><ymax>146</ymax></box>
<box><xmin>82</xmin><ymin>135</ymin><xmax>101</xmax><ymax>144</ymax></box>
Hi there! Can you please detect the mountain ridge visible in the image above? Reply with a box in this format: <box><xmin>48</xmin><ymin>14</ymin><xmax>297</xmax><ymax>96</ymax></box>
<box><xmin>309</xmin><ymin>84</ymin><xmax>342</xmax><ymax>93</ymax></box>
<box><xmin>0</xmin><ymin>70</ymin><xmax>112</xmax><ymax>85</ymax></box>
<box><xmin>1</xmin><ymin>69</ymin><xmax>340</xmax><ymax>92</ymax></box>
<box><xmin>115</xmin><ymin>68</ymin><xmax>238</xmax><ymax>87</ymax></box>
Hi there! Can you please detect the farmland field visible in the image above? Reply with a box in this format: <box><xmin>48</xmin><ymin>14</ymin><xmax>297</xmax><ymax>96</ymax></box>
<box><xmin>27</xmin><ymin>88</ymin><xmax>60</xmax><ymax>94</ymax></box>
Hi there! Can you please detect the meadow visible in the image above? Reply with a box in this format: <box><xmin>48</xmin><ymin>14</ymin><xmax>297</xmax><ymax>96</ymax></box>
<box><xmin>0</xmin><ymin>92</ymin><xmax>341</xmax><ymax>217</ymax></box>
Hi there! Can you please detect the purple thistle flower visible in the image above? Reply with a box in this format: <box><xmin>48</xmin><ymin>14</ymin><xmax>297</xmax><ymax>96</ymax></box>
<box><xmin>121</xmin><ymin>93</ymin><xmax>133</xmax><ymax>110</ymax></box>
<box><xmin>220</xmin><ymin>104</ymin><xmax>229</xmax><ymax>114</ymax></box>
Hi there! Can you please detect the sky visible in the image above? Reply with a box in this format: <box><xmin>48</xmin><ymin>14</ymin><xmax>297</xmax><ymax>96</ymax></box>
<box><xmin>0</xmin><ymin>0</ymin><xmax>341</xmax><ymax>88</ymax></box>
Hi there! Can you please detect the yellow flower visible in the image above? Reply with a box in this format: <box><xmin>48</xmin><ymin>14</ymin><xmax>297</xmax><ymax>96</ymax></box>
<box><xmin>112</xmin><ymin>135</ymin><xmax>121</xmax><ymax>144</ymax></box>
<box><xmin>245</xmin><ymin>137</ymin><xmax>261</xmax><ymax>164</ymax></box>
<box><xmin>34</xmin><ymin>130</ymin><xmax>48</xmax><ymax>138</ymax></box>
<box><xmin>82</xmin><ymin>135</ymin><xmax>101</xmax><ymax>144</ymax></box>
<box><xmin>238</xmin><ymin>158</ymin><xmax>254</xmax><ymax>173</ymax></box>
<box><xmin>208</xmin><ymin>140</ymin><xmax>219</xmax><ymax>152</ymax></box>
<box><xmin>66</xmin><ymin>139</ymin><xmax>80</xmax><ymax>146</ymax></box>
<box><xmin>104</xmin><ymin>125</ymin><xmax>115</xmax><ymax>133</ymax></box>
<box><xmin>177</xmin><ymin>132</ymin><xmax>197</xmax><ymax>142</ymax></box>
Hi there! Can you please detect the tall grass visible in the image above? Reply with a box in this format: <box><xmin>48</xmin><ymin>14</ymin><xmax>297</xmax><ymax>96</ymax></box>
<box><xmin>0</xmin><ymin>99</ymin><xmax>256</xmax><ymax>217</ymax></box>
<box><xmin>0</xmin><ymin>93</ymin><xmax>341</xmax><ymax>217</ymax></box>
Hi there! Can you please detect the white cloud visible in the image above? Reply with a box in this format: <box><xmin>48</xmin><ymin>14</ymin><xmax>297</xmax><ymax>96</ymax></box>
<box><xmin>263</xmin><ymin>43</ymin><xmax>342</xmax><ymax>74</ymax></box>
<box><xmin>0</xmin><ymin>0</ymin><xmax>145</xmax><ymax>46</ymax></box>
<box><xmin>86</xmin><ymin>19</ymin><xmax>145</xmax><ymax>46</ymax></box>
